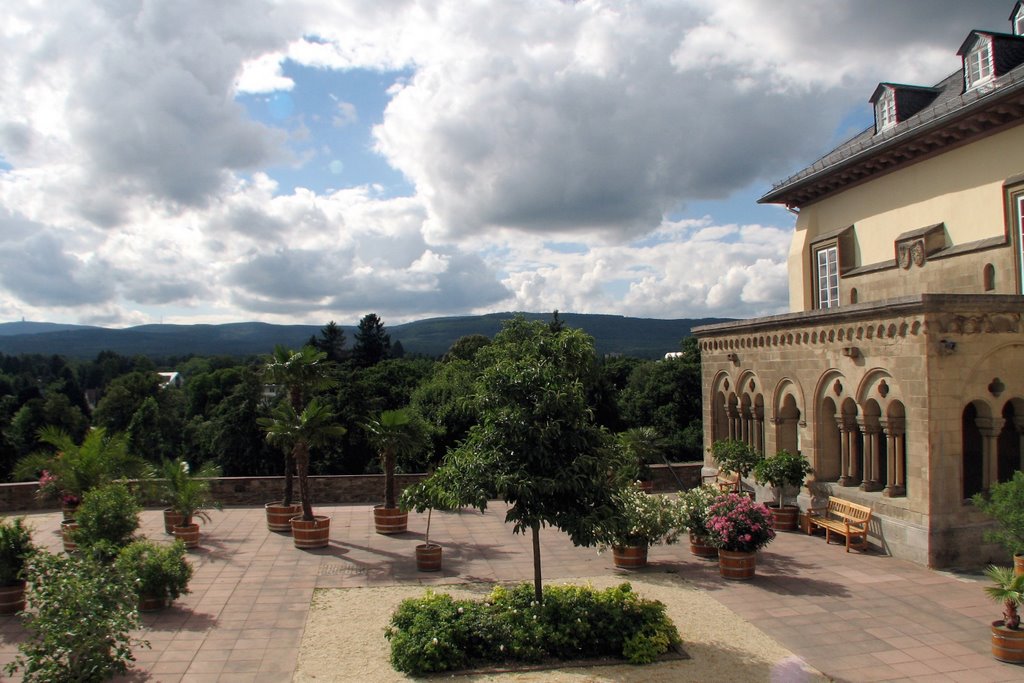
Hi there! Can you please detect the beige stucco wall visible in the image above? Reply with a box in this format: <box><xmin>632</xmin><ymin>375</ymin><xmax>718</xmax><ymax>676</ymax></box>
<box><xmin>788</xmin><ymin>124</ymin><xmax>1024</xmax><ymax>311</ymax></box>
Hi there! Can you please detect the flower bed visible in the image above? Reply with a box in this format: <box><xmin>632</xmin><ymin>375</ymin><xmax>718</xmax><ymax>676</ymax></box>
<box><xmin>385</xmin><ymin>582</ymin><xmax>681</xmax><ymax>675</ymax></box>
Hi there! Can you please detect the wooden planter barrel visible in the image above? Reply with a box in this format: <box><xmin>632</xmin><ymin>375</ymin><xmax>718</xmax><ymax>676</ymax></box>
<box><xmin>688</xmin><ymin>531</ymin><xmax>719</xmax><ymax>559</ymax></box>
<box><xmin>373</xmin><ymin>506</ymin><xmax>408</xmax><ymax>535</ymax></box>
<box><xmin>0</xmin><ymin>581</ymin><xmax>26</xmax><ymax>615</ymax></box>
<box><xmin>60</xmin><ymin>519</ymin><xmax>79</xmax><ymax>554</ymax></box>
<box><xmin>768</xmin><ymin>505</ymin><xmax>799</xmax><ymax>531</ymax></box>
<box><xmin>291</xmin><ymin>515</ymin><xmax>331</xmax><ymax>549</ymax></box>
<box><xmin>163</xmin><ymin>508</ymin><xmax>185</xmax><ymax>535</ymax></box>
<box><xmin>265</xmin><ymin>502</ymin><xmax>302</xmax><ymax>533</ymax></box>
<box><xmin>718</xmin><ymin>549</ymin><xmax>757</xmax><ymax>580</ymax></box>
<box><xmin>612</xmin><ymin>545</ymin><xmax>648</xmax><ymax>569</ymax></box>
<box><xmin>138</xmin><ymin>595</ymin><xmax>169</xmax><ymax>612</ymax></box>
<box><xmin>416</xmin><ymin>543</ymin><xmax>443</xmax><ymax>572</ymax></box>
<box><xmin>1015</xmin><ymin>554</ymin><xmax>1024</xmax><ymax>577</ymax></box>
<box><xmin>173</xmin><ymin>523</ymin><xmax>200</xmax><ymax>549</ymax></box>
<box><xmin>992</xmin><ymin>621</ymin><xmax>1024</xmax><ymax>663</ymax></box>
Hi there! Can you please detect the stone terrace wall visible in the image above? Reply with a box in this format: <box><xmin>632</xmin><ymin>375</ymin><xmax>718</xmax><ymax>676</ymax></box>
<box><xmin>0</xmin><ymin>463</ymin><xmax>702</xmax><ymax>513</ymax></box>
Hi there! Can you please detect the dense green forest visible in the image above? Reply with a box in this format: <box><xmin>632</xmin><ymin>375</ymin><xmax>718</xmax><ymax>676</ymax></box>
<box><xmin>0</xmin><ymin>314</ymin><xmax>703</xmax><ymax>483</ymax></box>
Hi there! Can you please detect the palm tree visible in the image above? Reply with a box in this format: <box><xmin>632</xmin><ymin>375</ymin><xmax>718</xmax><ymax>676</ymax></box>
<box><xmin>363</xmin><ymin>408</ymin><xmax>427</xmax><ymax>510</ymax></box>
<box><xmin>985</xmin><ymin>565</ymin><xmax>1024</xmax><ymax>629</ymax></box>
<box><xmin>262</xmin><ymin>345</ymin><xmax>336</xmax><ymax>506</ymax></box>
<box><xmin>262</xmin><ymin>399</ymin><xmax>346</xmax><ymax>521</ymax></box>
<box><xmin>14</xmin><ymin>426</ymin><xmax>147</xmax><ymax>507</ymax></box>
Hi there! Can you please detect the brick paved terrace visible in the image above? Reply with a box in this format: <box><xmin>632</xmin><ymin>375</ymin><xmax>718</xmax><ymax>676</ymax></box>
<box><xmin>0</xmin><ymin>503</ymin><xmax>1020</xmax><ymax>682</ymax></box>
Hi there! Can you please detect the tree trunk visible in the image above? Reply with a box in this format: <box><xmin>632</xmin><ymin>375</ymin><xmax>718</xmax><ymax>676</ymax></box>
<box><xmin>384</xmin><ymin>450</ymin><xmax>397</xmax><ymax>509</ymax></box>
<box><xmin>531</xmin><ymin>521</ymin><xmax>543</xmax><ymax>604</ymax></box>
<box><xmin>296</xmin><ymin>442</ymin><xmax>313</xmax><ymax>521</ymax></box>
<box><xmin>283</xmin><ymin>448</ymin><xmax>296</xmax><ymax>506</ymax></box>
<box><xmin>424</xmin><ymin>508</ymin><xmax>433</xmax><ymax>546</ymax></box>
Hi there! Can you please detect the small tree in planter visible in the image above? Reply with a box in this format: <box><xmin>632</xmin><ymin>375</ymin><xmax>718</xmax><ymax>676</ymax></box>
<box><xmin>0</xmin><ymin>517</ymin><xmax>35</xmax><ymax>614</ymax></box>
<box><xmin>116</xmin><ymin>540</ymin><xmax>193</xmax><ymax>611</ymax></box>
<box><xmin>597</xmin><ymin>484</ymin><xmax>681</xmax><ymax>568</ymax></box>
<box><xmin>158</xmin><ymin>459</ymin><xmax>222</xmax><ymax>550</ymax></box>
<box><xmin>710</xmin><ymin>439</ymin><xmax>763</xmax><ymax>487</ymax></box>
<box><xmin>363</xmin><ymin>408</ymin><xmax>430</xmax><ymax>535</ymax></box>
<box><xmin>753</xmin><ymin>450</ymin><xmax>813</xmax><ymax>531</ymax></box>
<box><xmin>973</xmin><ymin>471</ymin><xmax>1024</xmax><ymax>574</ymax></box>
<box><xmin>263</xmin><ymin>398</ymin><xmax>345</xmax><ymax>548</ymax></box>
<box><xmin>399</xmin><ymin>473</ymin><xmax>464</xmax><ymax>571</ymax></box>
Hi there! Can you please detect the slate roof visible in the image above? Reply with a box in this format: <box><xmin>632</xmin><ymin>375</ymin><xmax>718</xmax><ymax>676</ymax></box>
<box><xmin>760</xmin><ymin>30</ymin><xmax>1024</xmax><ymax>209</ymax></box>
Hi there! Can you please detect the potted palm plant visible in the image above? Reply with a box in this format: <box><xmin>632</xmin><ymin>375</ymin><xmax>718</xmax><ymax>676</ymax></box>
<box><xmin>973</xmin><ymin>471</ymin><xmax>1024</xmax><ymax>575</ymax></box>
<box><xmin>263</xmin><ymin>399</ymin><xmax>345</xmax><ymax>548</ymax></box>
<box><xmin>261</xmin><ymin>345</ymin><xmax>337</xmax><ymax>532</ymax></box>
<box><xmin>598</xmin><ymin>483</ymin><xmax>681</xmax><ymax>569</ymax></box>
<box><xmin>363</xmin><ymin>408</ymin><xmax>428</xmax><ymax>535</ymax></box>
<box><xmin>116</xmin><ymin>539</ymin><xmax>193</xmax><ymax>611</ymax></box>
<box><xmin>158</xmin><ymin>459</ymin><xmax>221</xmax><ymax>550</ymax></box>
<box><xmin>0</xmin><ymin>518</ymin><xmax>35</xmax><ymax>614</ymax></box>
<box><xmin>985</xmin><ymin>564</ymin><xmax>1024</xmax><ymax>663</ymax></box>
<box><xmin>753</xmin><ymin>450</ymin><xmax>813</xmax><ymax>531</ymax></box>
<box><xmin>612</xmin><ymin>427</ymin><xmax>664</xmax><ymax>492</ymax></box>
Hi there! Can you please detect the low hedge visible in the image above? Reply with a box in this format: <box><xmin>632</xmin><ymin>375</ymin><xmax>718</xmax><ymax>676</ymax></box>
<box><xmin>385</xmin><ymin>582</ymin><xmax>680</xmax><ymax>675</ymax></box>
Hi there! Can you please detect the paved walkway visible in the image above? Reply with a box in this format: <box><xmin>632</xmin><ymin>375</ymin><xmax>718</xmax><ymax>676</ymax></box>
<box><xmin>0</xmin><ymin>503</ymin><xmax>1021</xmax><ymax>682</ymax></box>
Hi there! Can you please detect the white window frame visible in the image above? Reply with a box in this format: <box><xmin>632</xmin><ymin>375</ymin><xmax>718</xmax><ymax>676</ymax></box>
<box><xmin>966</xmin><ymin>41</ymin><xmax>994</xmax><ymax>90</ymax></box>
<box><xmin>1015</xmin><ymin>9</ymin><xmax>1024</xmax><ymax>36</ymax></box>
<box><xmin>876</xmin><ymin>89</ymin><xmax>896</xmax><ymax>131</ymax></box>
<box><xmin>815</xmin><ymin>245</ymin><xmax>840</xmax><ymax>310</ymax></box>
<box><xmin>1017</xmin><ymin>195</ymin><xmax>1024</xmax><ymax>293</ymax></box>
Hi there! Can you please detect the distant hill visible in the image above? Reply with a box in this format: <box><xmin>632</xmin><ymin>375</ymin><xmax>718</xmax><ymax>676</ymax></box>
<box><xmin>0</xmin><ymin>313</ymin><xmax>731</xmax><ymax>360</ymax></box>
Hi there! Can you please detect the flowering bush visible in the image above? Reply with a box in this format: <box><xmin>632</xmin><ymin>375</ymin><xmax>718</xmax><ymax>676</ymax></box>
<box><xmin>677</xmin><ymin>483</ymin><xmax>720</xmax><ymax>537</ymax></box>
<box><xmin>705</xmin><ymin>493</ymin><xmax>776</xmax><ymax>553</ymax></box>
<box><xmin>597</xmin><ymin>484</ymin><xmax>681</xmax><ymax>550</ymax></box>
<box><xmin>37</xmin><ymin>470</ymin><xmax>78</xmax><ymax>506</ymax></box>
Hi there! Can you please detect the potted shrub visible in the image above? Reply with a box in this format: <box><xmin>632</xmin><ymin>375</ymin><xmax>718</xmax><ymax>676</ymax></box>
<box><xmin>116</xmin><ymin>540</ymin><xmax>193</xmax><ymax>611</ymax></box>
<box><xmin>598</xmin><ymin>483</ymin><xmax>681</xmax><ymax>569</ymax></box>
<box><xmin>709</xmin><ymin>439</ymin><xmax>762</xmax><ymax>495</ymax></box>
<box><xmin>363</xmin><ymin>408</ymin><xmax>429</xmax><ymax>535</ymax></box>
<box><xmin>0</xmin><ymin>517</ymin><xmax>35</xmax><ymax>614</ymax></box>
<box><xmin>973</xmin><ymin>471</ymin><xmax>1024</xmax><ymax>575</ymax></box>
<box><xmin>70</xmin><ymin>482</ymin><xmax>141</xmax><ymax>562</ymax></box>
<box><xmin>263</xmin><ymin>399</ymin><xmax>345</xmax><ymax>548</ymax></box>
<box><xmin>158</xmin><ymin>459</ymin><xmax>222</xmax><ymax>550</ymax></box>
<box><xmin>261</xmin><ymin>345</ymin><xmax>337</xmax><ymax>533</ymax></box>
<box><xmin>399</xmin><ymin>479</ymin><xmax>455</xmax><ymax>572</ymax></box>
<box><xmin>985</xmin><ymin>564</ymin><xmax>1024</xmax><ymax>663</ymax></box>
<box><xmin>677</xmin><ymin>483</ymin><xmax>721</xmax><ymax>559</ymax></box>
<box><xmin>705</xmin><ymin>492</ymin><xmax>776</xmax><ymax>580</ymax></box>
<box><xmin>612</xmin><ymin>427</ymin><xmax>665</xmax><ymax>492</ymax></box>
<box><xmin>753</xmin><ymin>450</ymin><xmax>813</xmax><ymax>531</ymax></box>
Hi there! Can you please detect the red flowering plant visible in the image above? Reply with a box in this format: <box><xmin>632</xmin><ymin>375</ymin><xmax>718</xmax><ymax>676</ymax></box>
<box><xmin>705</xmin><ymin>492</ymin><xmax>776</xmax><ymax>553</ymax></box>
<box><xmin>37</xmin><ymin>468</ymin><xmax>79</xmax><ymax>506</ymax></box>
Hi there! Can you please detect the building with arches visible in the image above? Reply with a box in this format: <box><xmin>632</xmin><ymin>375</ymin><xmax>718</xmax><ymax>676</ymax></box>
<box><xmin>695</xmin><ymin>5</ymin><xmax>1024</xmax><ymax>568</ymax></box>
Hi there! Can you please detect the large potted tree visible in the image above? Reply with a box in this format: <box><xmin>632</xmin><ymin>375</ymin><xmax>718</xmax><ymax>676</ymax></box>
<box><xmin>363</xmin><ymin>408</ymin><xmax>428</xmax><ymax>535</ymax></box>
<box><xmin>612</xmin><ymin>427</ymin><xmax>664</xmax><ymax>492</ymax></box>
<box><xmin>973</xmin><ymin>471</ymin><xmax>1024</xmax><ymax>575</ymax></box>
<box><xmin>0</xmin><ymin>518</ymin><xmax>35</xmax><ymax>614</ymax></box>
<box><xmin>709</xmin><ymin>439</ymin><xmax>763</xmax><ymax>495</ymax></box>
<box><xmin>261</xmin><ymin>345</ymin><xmax>337</xmax><ymax>532</ymax></box>
<box><xmin>753</xmin><ymin>449</ymin><xmax>813</xmax><ymax>531</ymax></box>
<box><xmin>263</xmin><ymin>398</ymin><xmax>345</xmax><ymax>548</ymax></box>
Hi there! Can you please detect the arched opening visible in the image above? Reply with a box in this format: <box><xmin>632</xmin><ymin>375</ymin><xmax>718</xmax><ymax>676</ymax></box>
<box><xmin>883</xmin><ymin>401</ymin><xmax>907</xmax><ymax>497</ymax></box>
<box><xmin>984</xmin><ymin>263</ymin><xmax>996</xmax><ymax>291</ymax></box>
<box><xmin>962</xmin><ymin>402</ymin><xmax>987</xmax><ymax>500</ymax></box>
<box><xmin>860</xmin><ymin>400</ymin><xmax>884</xmax><ymax>492</ymax></box>
<box><xmin>712</xmin><ymin>391</ymin><xmax>729</xmax><ymax>442</ymax></box>
<box><xmin>840</xmin><ymin>398</ymin><xmax>862</xmax><ymax>487</ymax></box>
<box><xmin>850</xmin><ymin>287</ymin><xmax>859</xmax><ymax>304</ymax></box>
<box><xmin>817</xmin><ymin>397</ymin><xmax>841</xmax><ymax>481</ymax></box>
<box><xmin>776</xmin><ymin>394</ymin><xmax>800</xmax><ymax>455</ymax></box>
<box><xmin>998</xmin><ymin>399</ymin><xmax>1024</xmax><ymax>482</ymax></box>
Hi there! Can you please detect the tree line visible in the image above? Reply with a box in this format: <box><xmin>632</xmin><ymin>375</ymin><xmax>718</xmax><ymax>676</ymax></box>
<box><xmin>0</xmin><ymin>313</ymin><xmax>702</xmax><ymax>482</ymax></box>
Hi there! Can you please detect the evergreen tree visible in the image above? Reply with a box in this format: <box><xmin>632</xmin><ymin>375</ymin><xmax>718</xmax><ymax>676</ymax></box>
<box><xmin>351</xmin><ymin>313</ymin><xmax>391</xmax><ymax>368</ymax></box>
<box><xmin>315</xmin><ymin>321</ymin><xmax>347</xmax><ymax>362</ymax></box>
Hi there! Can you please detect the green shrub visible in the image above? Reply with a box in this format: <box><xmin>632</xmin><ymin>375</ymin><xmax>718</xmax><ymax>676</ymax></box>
<box><xmin>116</xmin><ymin>540</ymin><xmax>193</xmax><ymax>604</ymax></box>
<box><xmin>0</xmin><ymin>517</ymin><xmax>35</xmax><ymax>586</ymax></box>
<box><xmin>973</xmin><ymin>471</ymin><xmax>1024</xmax><ymax>557</ymax></box>
<box><xmin>4</xmin><ymin>551</ymin><xmax>148</xmax><ymax>681</ymax></box>
<box><xmin>385</xmin><ymin>582</ymin><xmax>680</xmax><ymax>675</ymax></box>
<box><xmin>71</xmin><ymin>482</ymin><xmax>141</xmax><ymax>562</ymax></box>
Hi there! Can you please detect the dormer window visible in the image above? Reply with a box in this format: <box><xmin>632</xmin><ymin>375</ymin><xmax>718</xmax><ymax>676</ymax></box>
<box><xmin>965</xmin><ymin>41</ymin><xmax>994</xmax><ymax>90</ymax></box>
<box><xmin>876</xmin><ymin>89</ymin><xmax>896</xmax><ymax>131</ymax></box>
<box><xmin>1012</xmin><ymin>2</ymin><xmax>1024</xmax><ymax>35</ymax></box>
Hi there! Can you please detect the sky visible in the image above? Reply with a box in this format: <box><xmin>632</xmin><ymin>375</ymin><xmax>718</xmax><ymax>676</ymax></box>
<box><xmin>0</xmin><ymin>0</ymin><xmax>1015</xmax><ymax>328</ymax></box>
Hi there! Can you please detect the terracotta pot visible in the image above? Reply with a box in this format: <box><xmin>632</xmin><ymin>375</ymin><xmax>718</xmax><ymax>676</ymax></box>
<box><xmin>768</xmin><ymin>504</ymin><xmax>799</xmax><ymax>531</ymax></box>
<box><xmin>688</xmin><ymin>531</ymin><xmax>719</xmax><ymax>559</ymax></box>
<box><xmin>612</xmin><ymin>545</ymin><xmax>649</xmax><ymax>569</ymax></box>
<box><xmin>373</xmin><ymin>506</ymin><xmax>408</xmax><ymax>535</ymax></box>
<box><xmin>138</xmin><ymin>594</ymin><xmax>169</xmax><ymax>612</ymax></box>
<box><xmin>991</xmin><ymin>620</ymin><xmax>1024</xmax><ymax>663</ymax></box>
<box><xmin>265</xmin><ymin>502</ymin><xmax>302</xmax><ymax>533</ymax></box>
<box><xmin>173</xmin><ymin>523</ymin><xmax>200</xmax><ymax>549</ymax></box>
<box><xmin>718</xmin><ymin>549</ymin><xmax>757</xmax><ymax>580</ymax></box>
<box><xmin>416</xmin><ymin>543</ymin><xmax>443</xmax><ymax>572</ymax></box>
<box><xmin>291</xmin><ymin>515</ymin><xmax>330</xmax><ymax>549</ymax></box>
<box><xmin>0</xmin><ymin>580</ymin><xmax>26</xmax><ymax>615</ymax></box>
<box><xmin>163</xmin><ymin>508</ymin><xmax>185</xmax><ymax>535</ymax></box>
<box><xmin>1014</xmin><ymin>553</ymin><xmax>1024</xmax><ymax>577</ymax></box>
<box><xmin>60</xmin><ymin>519</ymin><xmax>79</xmax><ymax>554</ymax></box>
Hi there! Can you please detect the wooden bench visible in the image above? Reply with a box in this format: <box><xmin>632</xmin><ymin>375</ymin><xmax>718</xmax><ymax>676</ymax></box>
<box><xmin>702</xmin><ymin>470</ymin><xmax>740</xmax><ymax>494</ymax></box>
<box><xmin>806</xmin><ymin>496</ymin><xmax>872</xmax><ymax>552</ymax></box>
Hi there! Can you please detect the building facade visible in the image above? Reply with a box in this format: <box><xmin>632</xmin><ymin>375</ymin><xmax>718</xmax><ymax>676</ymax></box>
<box><xmin>695</xmin><ymin>5</ymin><xmax>1024</xmax><ymax>568</ymax></box>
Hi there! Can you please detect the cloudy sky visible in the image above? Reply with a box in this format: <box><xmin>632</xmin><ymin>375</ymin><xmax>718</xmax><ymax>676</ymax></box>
<box><xmin>0</xmin><ymin>1</ymin><xmax>1013</xmax><ymax>327</ymax></box>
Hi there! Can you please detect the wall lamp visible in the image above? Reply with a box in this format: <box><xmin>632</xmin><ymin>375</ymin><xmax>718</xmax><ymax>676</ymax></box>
<box><xmin>726</xmin><ymin>352</ymin><xmax>740</xmax><ymax>364</ymax></box>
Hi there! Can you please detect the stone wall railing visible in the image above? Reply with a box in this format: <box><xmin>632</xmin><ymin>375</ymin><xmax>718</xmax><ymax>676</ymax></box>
<box><xmin>0</xmin><ymin>462</ymin><xmax>702</xmax><ymax>513</ymax></box>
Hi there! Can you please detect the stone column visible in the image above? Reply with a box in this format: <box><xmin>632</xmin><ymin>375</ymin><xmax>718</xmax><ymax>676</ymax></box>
<box><xmin>837</xmin><ymin>417</ymin><xmax>851</xmax><ymax>486</ymax></box>
<box><xmin>975</xmin><ymin>417</ymin><xmax>1003</xmax><ymax>490</ymax></box>
<box><xmin>727</xmin><ymin>406</ymin><xmax>739</xmax><ymax>441</ymax></box>
<box><xmin>753</xmin><ymin>411</ymin><xmax>765</xmax><ymax>455</ymax></box>
<box><xmin>881</xmin><ymin>418</ymin><xmax>906</xmax><ymax>497</ymax></box>
<box><xmin>859</xmin><ymin>418</ymin><xmax>882</xmax><ymax>492</ymax></box>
